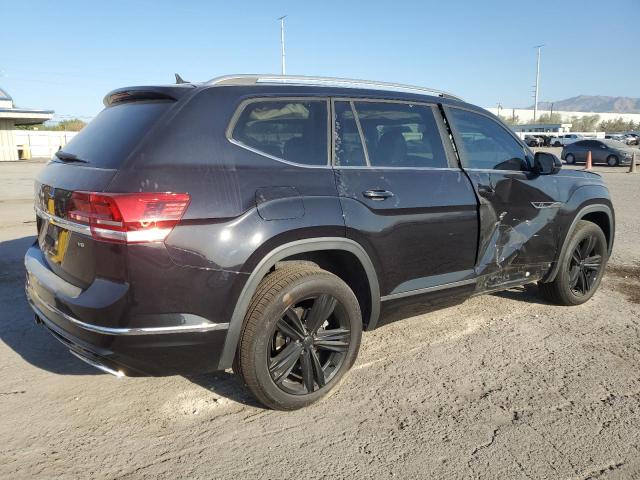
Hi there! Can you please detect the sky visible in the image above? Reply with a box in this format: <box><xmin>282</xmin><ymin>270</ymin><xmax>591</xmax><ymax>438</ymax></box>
<box><xmin>1</xmin><ymin>0</ymin><xmax>637</xmax><ymax>121</ymax></box>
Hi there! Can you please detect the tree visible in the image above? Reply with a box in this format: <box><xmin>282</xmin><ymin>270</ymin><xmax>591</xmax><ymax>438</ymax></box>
<box><xmin>16</xmin><ymin>118</ymin><xmax>87</xmax><ymax>131</ymax></box>
<box><xmin>535</xmin><ymin>112</ymin><xmax>563</xmax><ymax>124</ymax></box>
<box><xmin>570</xmin><ymin>114</ymin><xmax>600</xmax><ymax>132</ymax></box>
<box><xmin>599</xmin><ymin>117</ymin><xmax>638</xmax><ymax>133</ymax></box>
<box><xmin>498</xmin><ymin>114</ymin><xmax>520</xmax><ymax>125</ymax></box>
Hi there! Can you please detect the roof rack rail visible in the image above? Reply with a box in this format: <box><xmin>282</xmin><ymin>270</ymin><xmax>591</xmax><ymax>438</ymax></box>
<box><xmin>206</xmin><ymin>74</ymin><xmax>462</xmax><ymax>101</ymax></box>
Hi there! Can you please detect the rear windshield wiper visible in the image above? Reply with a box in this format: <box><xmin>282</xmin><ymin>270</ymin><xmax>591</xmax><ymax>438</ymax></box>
<box><xmin>55</xmin><ymin>150</ymin><xmax>89</xmax><ymax>163</ymax></box>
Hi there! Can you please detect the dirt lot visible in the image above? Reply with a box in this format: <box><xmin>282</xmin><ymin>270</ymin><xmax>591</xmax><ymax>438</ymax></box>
<box><xmin>1</xmin><ymin>160</ymin><xmax>639</xmax><ymax>479</ymax></box>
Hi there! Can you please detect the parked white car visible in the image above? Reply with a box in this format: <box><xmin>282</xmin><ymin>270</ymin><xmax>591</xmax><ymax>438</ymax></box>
<box><xmin>552</xmin><ymin>134</ymin><xmax>584</xmax><ymax>146</ymax></box>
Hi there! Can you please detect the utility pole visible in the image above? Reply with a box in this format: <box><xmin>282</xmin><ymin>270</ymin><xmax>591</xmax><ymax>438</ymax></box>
<box><xmin>533</xmin><ymin>45</ymin><xmax>544</xmax><ymax>122</ymax></box>
<box><xmin>278</xmin><ymin>15</ymin><xmax>287</xmax><ymax>75</ymax></box>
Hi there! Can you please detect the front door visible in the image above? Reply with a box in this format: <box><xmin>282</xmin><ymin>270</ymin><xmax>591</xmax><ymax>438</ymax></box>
<box><xmin>444</xmin><ymin>106</ymin><xmax>562</xmax><ymax>288</ymax></box>
<box><xmin>332</xmin><ymin>99</ymin><xmax>478</xmax><ymax>298</ymax></box>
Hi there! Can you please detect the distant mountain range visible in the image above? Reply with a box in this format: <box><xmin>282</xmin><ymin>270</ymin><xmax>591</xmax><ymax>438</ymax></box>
<box><xmin>528</xmin><ymin>95</ymin><xmax>640</xmax><ymax>113</ymax></box>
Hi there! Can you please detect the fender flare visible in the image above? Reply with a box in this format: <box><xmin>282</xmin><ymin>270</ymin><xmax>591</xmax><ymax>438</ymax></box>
<box><xmin>217</xmin><ymin>237</ymin><xmax>381</xmax><ymax>369</ymax></box>
<box><xmin>543</xmin><ymin>204</ymin><xmax>614</xmax><ymax>283</ymax></box>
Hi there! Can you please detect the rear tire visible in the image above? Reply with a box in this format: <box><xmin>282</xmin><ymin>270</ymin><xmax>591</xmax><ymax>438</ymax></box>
<box><xmin>236</xmin><ymin>264</ymin><xmax>362</xmax><ymax>410</ymax></box>
<box><xmin>606</xmin><ymin>155</ymin><xmax>619</xmax><ymax>167</ymax></box>
<box><xmin>565</xmin><ymin>153</ymin><xmax>575</xmax><ymax>164</ymax></box>
<box><xmin>538</xmin><ymin>220</ymin><xmax>607</xmax><ymax>306</ymax></box>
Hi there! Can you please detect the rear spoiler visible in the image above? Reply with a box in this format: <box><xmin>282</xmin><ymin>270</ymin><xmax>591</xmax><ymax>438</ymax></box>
<box><xmin>103</xmin><ymin>84</ymin><xmax>197</xmax><ymax>106</ymax></box>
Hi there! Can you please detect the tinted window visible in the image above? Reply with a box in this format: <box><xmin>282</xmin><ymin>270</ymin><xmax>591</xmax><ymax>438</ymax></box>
<box><xmin>574</xmin><ymin>140</ymin><xmax>589</xmax><ymax>147</ymax></box>
<box><xmin>351</xmin><ymin>102</ymin><xmax>447</xmax><ymax>168</ymax></box>
<box><xmin>232</xmin><ymin>99</ymin><xmax>328</xmax><ymax>166</ymax></box>
<box><xmin>448</xmin><ymin>108</ymin><xmax>528</xmax><ymax>171</ymax></box>
<box><xmin>59</xmin><ymin>101</ymin><xmax>172</xmax><ymax>169</ymax></box>
<box><xmin>334</xmin><ymin>101</ymin><xmax>366</xmax><ymax>167</ymax></box>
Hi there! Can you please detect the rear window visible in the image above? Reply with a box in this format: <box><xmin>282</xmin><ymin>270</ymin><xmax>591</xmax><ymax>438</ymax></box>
<box><xmin>57</xmin><ymin>101</ymin><xmax>172</xmax><ymax>168</ymax></box>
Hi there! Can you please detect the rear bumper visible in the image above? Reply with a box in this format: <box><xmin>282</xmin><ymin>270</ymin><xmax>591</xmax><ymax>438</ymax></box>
<box><xmin>25</xmin><ymin>245</ymin><xmax>230</xmax><ymax>376</ymax></box>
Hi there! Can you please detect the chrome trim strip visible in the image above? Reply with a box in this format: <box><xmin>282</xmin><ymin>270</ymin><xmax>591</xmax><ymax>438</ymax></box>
<box><xmin>226</xmin><ymin>137</ymin><xmax>332</xmax><ymax>169</ymax></box>
<box><xmin>332</xmin><ymin>166</ymin><xmax>460</xmax><ymax>171</ymax></box>
<box><xmin>69</xmin><ymin>350</ymin><xmax>125</xmax><ymax>378</ymax></box>
<box><xmin>207</xmin><ymin>74</ymin><xmax>463</xmax><ymax>100</ymax></box>
<box><xmin>27</xmin><ymin>287</ymin><xmax>229</xmax><ymax>336</ymax></box>
<box><xmin>531</xmin><ymin>202</ymin><xmax>563</xmax><ymax>209</ymax></box>
<box><xmin>35</xmin><ymin>207</ymin><xmax>91</xmax><ymax>236</ymax></box>
<box><xmin>380</xmin><ymin>278</ymin><xmax>477</xmax><ymax>302</ymax></box>
<box><xmin>462</xmin><ymin>168</ymin><xmax>530</xmax><ymax>174</ymax></box>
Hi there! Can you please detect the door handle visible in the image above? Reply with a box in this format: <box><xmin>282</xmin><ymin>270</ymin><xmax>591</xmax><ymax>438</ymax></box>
<box><xmin>363</xmin><ymin>189</ymin><xmax>394</xmax><ymax>200</ymax></box>
<box><xmin>477</xmin><ymin>185</ymin><xmax>495</xmax><ymax>196</ymax></box>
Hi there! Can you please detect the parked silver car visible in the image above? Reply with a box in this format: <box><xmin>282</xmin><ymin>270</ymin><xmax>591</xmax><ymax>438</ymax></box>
<box><xmin>562</xmin><ymin>139</ymin><xmax>636</xmax><ymax>166</ymax></box>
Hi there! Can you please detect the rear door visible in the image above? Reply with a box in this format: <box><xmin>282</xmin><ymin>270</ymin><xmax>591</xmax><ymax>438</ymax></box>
<box><xmin>444</xmin><ymin>106</ymin><xmax>561</xmax><ymax>287</ymax></box>
<box><xmin>571</xmin><ymin>140</ymin><xmax>589</xmax><ymax>162</ymax></box>
<box><xmin>332</xmin><ymin>98</ymin><xmax>478</xmax><ymax>298</ymax></box>
<box><xmin>590</xmin><ymin>140</ymin><xmax>610</xmax><ymax>163</ymax></box>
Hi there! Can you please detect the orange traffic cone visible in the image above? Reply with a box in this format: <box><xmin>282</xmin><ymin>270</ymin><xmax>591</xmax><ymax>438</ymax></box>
<box><xmin>585</xmin><ymin>150</ymin><xmax>592</xmax><ymax>170</ymax></box>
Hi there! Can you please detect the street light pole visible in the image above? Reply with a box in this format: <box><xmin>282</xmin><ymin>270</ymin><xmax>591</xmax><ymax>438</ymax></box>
<box><xmin>533</xmin><ymin>44</ymin><xmax>544</xmax><ymax>122</ymax></box>
<box><xmin>278</xmin><ymin>15</ymin><xmax>287</xmax><ymax>75</ymax></box>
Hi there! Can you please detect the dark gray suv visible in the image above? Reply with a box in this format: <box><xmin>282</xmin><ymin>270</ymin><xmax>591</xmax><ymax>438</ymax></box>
<box><xmin>25</xmin><ymin>75</ymin><xmax>614</xmax><ymax>409</ymax></box>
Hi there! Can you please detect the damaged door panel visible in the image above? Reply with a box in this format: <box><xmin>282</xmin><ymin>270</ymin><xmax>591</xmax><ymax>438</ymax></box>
<box><xmin>444</xmin><ymin>106</ymin><xmax>561</xmax><ymax>289</ymax></box>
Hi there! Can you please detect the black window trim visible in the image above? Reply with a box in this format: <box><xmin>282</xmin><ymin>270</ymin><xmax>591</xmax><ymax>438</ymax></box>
<box><xmin>443</xmin><ymin>105</ymin><xmax>534</xmax><ymax>173</ymax></box>
<box><xmin>330</xmin><ymin>97</ymin><xmax>459</xmax><ymax>170</ymax></box>
<box><xmin>226</xmin><ymin>96</ymin><xmax>332</xmax><ymax>169</ymax></box>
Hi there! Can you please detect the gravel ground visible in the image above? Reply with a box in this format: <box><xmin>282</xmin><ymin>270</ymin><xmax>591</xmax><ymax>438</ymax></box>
<box><xmin>1</xmin><ymin>160</ymin><xmax>639</xmax><ymax>479</ymax></box>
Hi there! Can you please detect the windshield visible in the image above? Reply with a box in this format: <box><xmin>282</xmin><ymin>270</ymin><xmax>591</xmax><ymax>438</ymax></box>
<box><xmin>57</xmin><ymin>100</ymin><xmax>172</xmax><ymax>168</ymax></box>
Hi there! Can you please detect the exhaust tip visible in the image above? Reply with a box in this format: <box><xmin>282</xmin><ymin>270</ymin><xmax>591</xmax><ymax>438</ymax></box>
<box><xmin>69</xmin><ymin>350</ymin><xmax>125</xmax><ymax>378</ymax></box>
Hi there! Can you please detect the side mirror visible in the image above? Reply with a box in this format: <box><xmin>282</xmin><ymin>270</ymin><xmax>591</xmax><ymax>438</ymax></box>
<box><xmin>533</xmin><ymin>152</ymin><xmax>562</xmax><ymax>175</ymax></box>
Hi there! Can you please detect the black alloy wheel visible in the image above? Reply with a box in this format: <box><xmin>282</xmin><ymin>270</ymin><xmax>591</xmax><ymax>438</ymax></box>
<box><xmin>538</xmin><ymin>220</ymin><xmax>607</xmax><ymax>306</ymax></box>
<box><xmin>237</xmin><ymin>263</ymin><xmax>362</xmax><ymax>410</ymax></box>
<box><xmin>269</xmin><ymin>293</ymin><xmax>350</xmax><ymax>395</ymax></box>
<box><xmin>567</xmin><ymin>234</ymin><xmax>603</xmax><ymax>297</ymax></box>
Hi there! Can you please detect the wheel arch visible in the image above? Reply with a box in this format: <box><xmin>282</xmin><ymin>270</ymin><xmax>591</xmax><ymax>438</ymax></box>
<box><xmin>217</xmin><ymin>237</ymin><xmax>381</xmax><ymax>369</ymax></box>
<box><xmin>544</xmin><ymin>203</ymin><xmax>614</xmax><ymax>283</ymax></box>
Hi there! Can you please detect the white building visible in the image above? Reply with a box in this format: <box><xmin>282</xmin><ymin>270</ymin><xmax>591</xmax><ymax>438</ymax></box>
<box><xmin>0</xmin><ymin>87</ymin><xmax>54</xmax><ymax>161</ymax></box>
<box><xmin>486</xmin><ymin>107</ymin><xmax>640</xmax><ymax>125</ymax></box>
<box><xmin>511</xmin><ymin>123</ymin><xmax>573</xmax><ymax>133</ymax></box>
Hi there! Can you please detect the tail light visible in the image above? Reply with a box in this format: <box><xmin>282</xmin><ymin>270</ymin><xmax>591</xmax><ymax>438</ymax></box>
<box><xmin>67</xmin><ymin>192</ymin><xmax>190</xmax><ymax>243</ymax></box>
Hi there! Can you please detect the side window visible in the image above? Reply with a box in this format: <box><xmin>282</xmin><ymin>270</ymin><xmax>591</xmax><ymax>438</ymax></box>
<box><xmin>231</xmin><ymin>99</ymin><xmax>328</xmax><ymax>166</ymax></box>
<box><xmin>350</xmin><ymin>101</ymin><xmax>448</xmax><ymax>168</ymax></box>
<box><xmin>448</xmin><ymin>108</ymin><xmax>528</xmax><ymax>171</ymax></box>
<box><xmin>334</xmin><ymin>101</ymin><xmax>367</xmax><ymax>167</ymax></box>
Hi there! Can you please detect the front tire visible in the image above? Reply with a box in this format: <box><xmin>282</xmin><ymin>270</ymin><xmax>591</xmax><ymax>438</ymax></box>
<box><xmin>538</xmin><ymin>220</ymin><xmax>607</xmax><ymax>306</ymax></box>
<box><xmin>236</xmin><ymin>264</ymin><xmax>362</xmax><ymax>410</ymax></box>
<box><xmin>606</xmin><ymin>155</ymin><xmax>619</xmax><ymax>166</ymax></box>
<box><xmin>565</xmin><ymin>153</ymin><xmax>575</xmax><ymax>164</ymax></box>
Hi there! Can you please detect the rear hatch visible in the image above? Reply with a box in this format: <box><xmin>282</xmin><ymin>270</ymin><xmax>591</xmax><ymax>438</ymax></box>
<box><xmin>35</xmin><ymin>93</ymin><xmax>179</xmax><ymax>288</ymax></box>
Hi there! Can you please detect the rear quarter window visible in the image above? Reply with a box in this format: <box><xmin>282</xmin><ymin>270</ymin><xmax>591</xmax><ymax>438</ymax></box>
<box><xmin>230</xmin><ymin>99</ymin><xmax>328</xmax><ymax>166</ymax></box>
<box><xmin>58</xmin><ymin>101</ymin><xmax>172</xmax><ymax>169</ymax></box>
